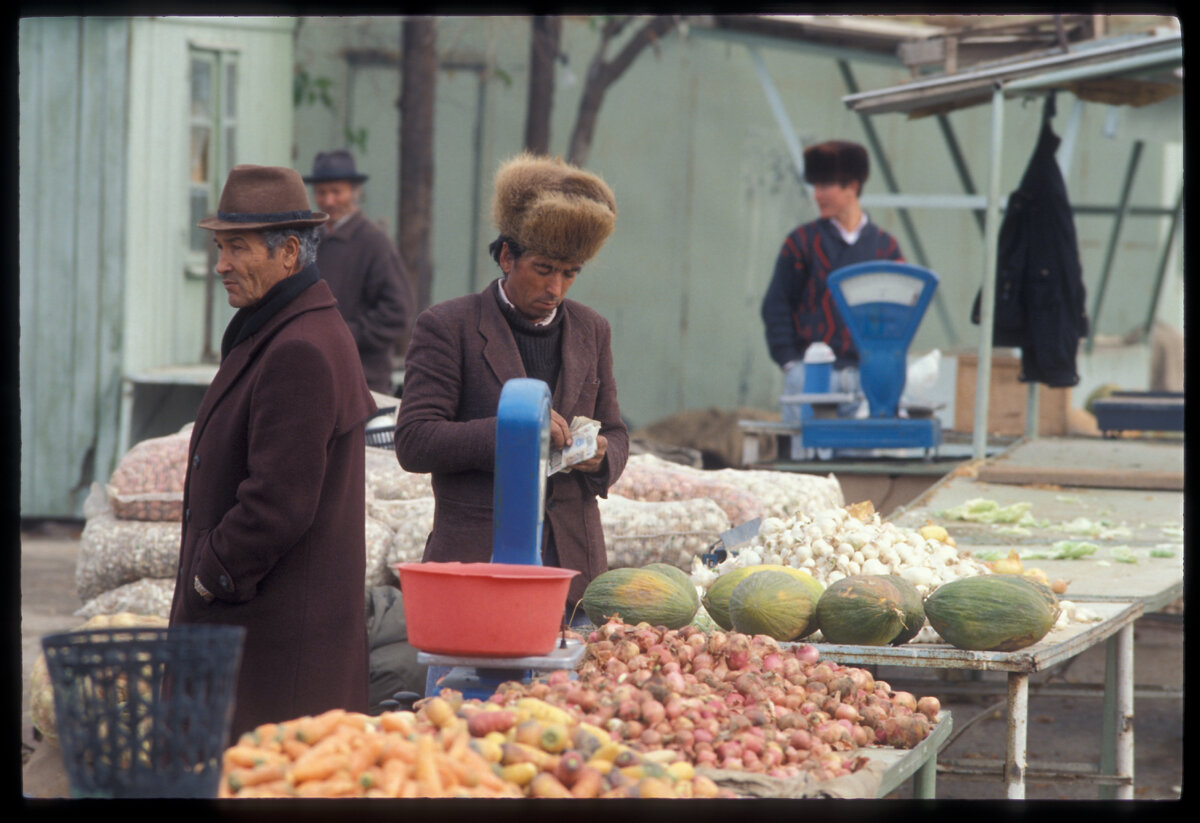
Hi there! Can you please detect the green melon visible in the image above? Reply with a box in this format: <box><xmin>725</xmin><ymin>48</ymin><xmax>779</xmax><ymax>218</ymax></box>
<box><xmin>642</xmin><ymin>563</ymin><xmax>701</xmax><ymax>612</ymax></box>
<box><xmin>816</xmin><ymin>575</ymin><xmax>906</xmax><ymax>646</ymax></box>
<box><xmin>924</xmin><ymin>574</ymin><xmax>1061</xmax><ymax>651</ymax></box>
<box><xmin>580</xmin><ymin>567</ymin><xmax>699</xmax><ymax>629</ymax></box>
<box><xmin>882</xmin><ymin>574</ymin><xmax>926</xmax><ymax>645</ymax></box>
<box><xmin>703</xmin><ymin>564</ymin><xmax>824</xmax><ymax>631</ymax></box>
<box><xmin>729</xmin><ymin>571</ymin><xmax>819</xmax><ymax>641</ymax></box>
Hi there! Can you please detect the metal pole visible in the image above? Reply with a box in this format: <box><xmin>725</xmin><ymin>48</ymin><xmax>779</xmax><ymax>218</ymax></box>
<box><xmin>1005</xmin><ymin>671</ymin><xmax>1029</xmax><ymax>799</ymax></box>
<box><xmin>1115</xmin><ymin>623</ymin><xmax>1136</xmax><ymax>799</ymax></box>
<box><xmin>1087</xmin><ymin>140</ymin><xmax>1144</xmax><ymax>353</ymax></box>
<box><xmin>747</xmin><ymin>45</ymin><xmax>807</xmax><ymax>187</ymax></box>
<box><xmin>1025</xmin><ymin>382</ymin><xmax>1040</xmax><ymax>439</ymax></box>
<box><xmin>936</xmin><ymin>113</ymin><xmax>986</xmax><ymax>235</ymax></box>
<box><xmin>839</xmin><ymin>60</ymin><xmax>958</xmax><ymax>346</ymax></box>
<box><xmin>1142</xmin><ymin>183</ymin><xmax>1184</xmax><ymax>338</ymax></box>
<box><xmin>973</xmin><ymin>84</ymin><xmax>1005</xmax><ymax>461</ymax></box>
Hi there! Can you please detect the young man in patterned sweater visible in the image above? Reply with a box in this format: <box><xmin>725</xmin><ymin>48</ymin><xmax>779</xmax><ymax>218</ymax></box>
<box><xmin>761</xmin><ymin>140</ymin><xmax>905</xmax><ymax>418</ymax></box>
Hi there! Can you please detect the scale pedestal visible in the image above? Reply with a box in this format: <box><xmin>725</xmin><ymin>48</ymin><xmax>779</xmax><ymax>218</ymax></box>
<box><xmin>418</xmin><ymin>640</ymin><xmax>586</xmax><ymax>700</ymax></box>
<box><xmin>795</xmin><ymin>262</ymin><xmax>943</xmax><ymax>459</ymax></box>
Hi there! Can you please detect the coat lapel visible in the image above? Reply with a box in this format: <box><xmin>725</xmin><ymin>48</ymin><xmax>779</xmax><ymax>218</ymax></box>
<box><xmin>191</xmin><ymin>282</ymin><xmax>338</xmax><ymax>446</ymax></box>
<box><xmin>554</xmin><ymin>303</ymin><xmax>595</xmax><ymax>413</ymax></box>
<box><xmin>479</xmin><ymin>280</ymin><xmax>526</xmax><ymax>387</ymax></box>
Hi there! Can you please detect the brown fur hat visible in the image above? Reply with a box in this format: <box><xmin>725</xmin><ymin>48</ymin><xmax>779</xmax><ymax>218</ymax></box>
<box><xmin>803</xmin><ymin>141</ymin><xmax>870</xmax><ymax>188</ymax></box>
<box><xmin>492</xmin><ymin>153</ymin><xmax>617</xmax><ymax>263</ymax></box>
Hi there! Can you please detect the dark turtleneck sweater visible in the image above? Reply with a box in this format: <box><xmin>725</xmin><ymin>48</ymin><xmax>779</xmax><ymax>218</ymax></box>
<box><xmin>495</xmin><ymin>286</ymin><xmax>564</xmax><ymax>392</ymax></box>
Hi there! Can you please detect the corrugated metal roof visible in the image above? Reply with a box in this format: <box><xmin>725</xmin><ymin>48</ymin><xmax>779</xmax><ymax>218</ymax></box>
<box><xmin>841</xmin><ymin>30</ymin><xmax>1182</xmax><ymax>117</ymax></box>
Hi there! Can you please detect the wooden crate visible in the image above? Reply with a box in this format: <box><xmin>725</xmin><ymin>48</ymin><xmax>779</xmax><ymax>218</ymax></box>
<box><xmin>954</xmin><ymin>352</ymin><xmax>1071</xmax><ymax>436</ymax></box>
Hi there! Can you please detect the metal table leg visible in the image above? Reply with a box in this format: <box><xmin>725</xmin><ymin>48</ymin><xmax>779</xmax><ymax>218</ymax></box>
<box><xmin>1005</xmin><ymin>672</ymin><xmax>1028</xmax><ymax>799</ymax></box>
<box><xmin>1115</xmin><ymin>623</ymin><xmax>1135</xmax><ymax>799</ymax></box>
<box><xmin>1099</xmin><ymin>624</ymin><xmax>1136</xmax><ymax>799</ymax></box>
<box><xmin>914</xmin><ymin>753</ymin><xmax>937</xmax><ymax>799</ymax></box>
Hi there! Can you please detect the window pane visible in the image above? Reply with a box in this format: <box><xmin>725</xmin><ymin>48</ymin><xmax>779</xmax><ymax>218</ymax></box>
<box><xmin>190</xmin><ymin>58</ymin><xmax>212</xmax><ymax>119</ymax></box>
<box><xmin>190</xmin><ymin>188</ymin><xmax>210</xmax><ymax>252</ymax></box>
<box><xmin>224</xmin><ymin>61</ymin><xmax>237</xmax><ymax>118</ymax></box>
<box><xmin>190</xmin><ymin>125</ymin><xmax>211</xmax><ymax>184</ymax></box>
<box><xmin>224</xmin><ymin>126</ymin><xmax>236</xmax><ymax>178</ymax></box>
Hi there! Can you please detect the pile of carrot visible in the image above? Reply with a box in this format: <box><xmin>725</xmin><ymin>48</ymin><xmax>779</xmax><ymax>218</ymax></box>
<box><xmin>219</xmin><ymin>693</ymin><xmax>735</xmax><ymax>798</ymax></box>
<box><xmin>218</xmin><ymin>707</ymin><xmax>522</xmax><ymax>798</ymax></box>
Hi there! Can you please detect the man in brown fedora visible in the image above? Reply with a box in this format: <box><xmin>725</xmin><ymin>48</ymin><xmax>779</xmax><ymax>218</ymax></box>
<box><xmin>169</xmin><ymin>164</ymin><xmax>376</xmax><ymax>740</ymax></box>
<box><xmin>305</xmin><ymin>149</ymin><xmax>414</xmax><ymax>395</ymax></box>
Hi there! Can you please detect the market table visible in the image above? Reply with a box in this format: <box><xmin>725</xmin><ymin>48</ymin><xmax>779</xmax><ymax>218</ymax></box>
<box><xmin>880</xmin><ymin>435</ymin><xmax>1182</xmax><ymax>799</ymax></box>
<box><xmin>863</xmin><ymin>709</ymin><xmax>954</xmax><ymax>798</ymax></box>
<box><xmin>793</xmin><ymin>599</ymin><xmax>1143</xmax><ymax>799</ymax></box>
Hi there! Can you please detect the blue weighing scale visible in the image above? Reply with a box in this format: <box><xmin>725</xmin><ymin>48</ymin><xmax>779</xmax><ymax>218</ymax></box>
<box><xmin>416</xmin><ymin>378</ymin><xmax>585</xmax><ymax>699</ymax></box>
<box><xmin>793</xmin><ymin>261</ymin><xmax>943</xmax><ymax>458</ymax></box>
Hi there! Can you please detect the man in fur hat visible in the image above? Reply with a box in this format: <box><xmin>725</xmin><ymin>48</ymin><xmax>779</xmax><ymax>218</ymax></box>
<box><xmin>305</xmin><ymin>149</ymin><xmax>414</xmax><ymax>394</ymax></box>
<box><xmin>394</xmin><ymin>153</ymin><xmax>629</xmax><ymax>658</ymax></box>
<box><xmin>761</xmin><ymin>140</ymin><xmax>905</xmax><ymax>416</ymax></box>
<box><xmin>170</xmin><ymin>164</ymin><xmax>376</xmax><ymax>741</ymax></box>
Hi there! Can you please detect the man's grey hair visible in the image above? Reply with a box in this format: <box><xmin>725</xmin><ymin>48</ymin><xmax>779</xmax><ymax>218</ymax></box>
<box><xmin>260</xmin><ymin>227</ymin><xmax>321</xmax><ymax>268</ymax></box>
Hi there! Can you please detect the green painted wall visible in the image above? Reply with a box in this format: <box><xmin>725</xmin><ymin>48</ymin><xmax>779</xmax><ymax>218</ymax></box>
<box><xmin>19</xmin><ymin>16</ymin><xmax>297</xmax><ymax>517</ymax></box>
<box><xmin>293</xmin><ymin>16</ymin><xmax>1183</xmax><ymax>432</ymax></box>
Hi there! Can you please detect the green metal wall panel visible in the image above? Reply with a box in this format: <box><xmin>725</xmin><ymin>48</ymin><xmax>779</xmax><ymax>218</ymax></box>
<box><xmin>19</xmin><ymin>17</ymin><xmax>130</xmax><ymax>518</ymax></box>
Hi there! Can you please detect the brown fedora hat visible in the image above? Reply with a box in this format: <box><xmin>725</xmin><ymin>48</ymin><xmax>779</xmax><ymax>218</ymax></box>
<box><xmin>197</xmin><ymin>165</ymin><xmax>329</xmax><ymax>231</ymax></box>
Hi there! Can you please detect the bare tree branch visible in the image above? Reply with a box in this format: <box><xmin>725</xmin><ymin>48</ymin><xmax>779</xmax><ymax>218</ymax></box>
<box><xmin>566</xmin><ymin>15</ymin><xmax>678</xmax><ymax>166</ymax></box>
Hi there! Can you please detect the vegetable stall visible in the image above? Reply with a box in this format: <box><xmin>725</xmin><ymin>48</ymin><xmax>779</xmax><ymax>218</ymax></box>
<box><xmin>33</xmin><ymin>387</ymin><xmax>1180</xmax><ymax>800</ymax></box>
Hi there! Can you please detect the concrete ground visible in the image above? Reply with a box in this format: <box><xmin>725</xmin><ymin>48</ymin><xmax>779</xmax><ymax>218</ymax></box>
<box><xmin>18</xmin><ymin>522</ymin><xmax>1184</xmax><ymax>800</ymax></box>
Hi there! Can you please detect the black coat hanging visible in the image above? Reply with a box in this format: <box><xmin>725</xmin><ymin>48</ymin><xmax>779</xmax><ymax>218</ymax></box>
<box><xmin>971</xmin><ymin>92</ymin><xmax>1089</xmax><ymax>388</ymax></box>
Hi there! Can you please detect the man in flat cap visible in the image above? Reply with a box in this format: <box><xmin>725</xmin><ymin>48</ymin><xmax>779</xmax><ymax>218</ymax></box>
<box><xmin>761</xmin><ymin>140</ymin><xmax>905</xmax><ymax>418</ymax></box>
<box><xmin>306</xmin><ymin>149</ymin><xmax>414</xmax><ymax>395</ymax></box>
<box><xmin>169</xmin><ymin>164</ymin><xmax>376</xmax><ymax>741</ymax></box>
<box><xmin>395</xmin><ymin>154</ymin><xmax>629</xmax><ymax>672</ymax></box>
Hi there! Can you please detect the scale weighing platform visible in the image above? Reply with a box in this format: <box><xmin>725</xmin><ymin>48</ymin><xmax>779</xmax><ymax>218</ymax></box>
<box><xmin>791</xmin><ymin>261</ymin><xmax>943</xmax><ymax>459</ymax></box>
<box><xmin>415</xmin><ymin>378</ymin><xmax>583</xmax><ymax>700</ymax></box>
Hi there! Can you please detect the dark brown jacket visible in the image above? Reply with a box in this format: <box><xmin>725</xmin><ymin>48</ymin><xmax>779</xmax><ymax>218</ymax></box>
<box><xmin>318</xmin><ymin>211</ymin><xmax>414</xmax><ymax>393</ymax></box>
<box><xmin>169</xmin><ymin>278</ymin><xmax>376</xmax><ymax>741</ymax></box>
<box><xmin>394</xmin><ymin>279</ymin><xmax>628</xmax><ymax>606</ymax></box>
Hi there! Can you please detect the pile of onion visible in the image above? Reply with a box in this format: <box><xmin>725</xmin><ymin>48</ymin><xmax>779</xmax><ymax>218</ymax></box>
<box><xmin>489</xmin><ymin>619</ymin><xmax>940</xmax><ymax>782</ymax></box>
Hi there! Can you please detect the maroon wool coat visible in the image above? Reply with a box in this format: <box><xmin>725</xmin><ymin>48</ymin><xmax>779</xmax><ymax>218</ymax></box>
<box><xmin>317</xmin><ymin>211</ymin><xmax>414</xmax><ymax>393</ymax></box>
<box><xmin>393</xmin><ymin>279</ymin><xmax>629</xmax><ymax>606</ymax></box>
<box><xmin>168</xmin><ymin>278</ymin><xmax>376</xmax><ymax>741</ymax></box>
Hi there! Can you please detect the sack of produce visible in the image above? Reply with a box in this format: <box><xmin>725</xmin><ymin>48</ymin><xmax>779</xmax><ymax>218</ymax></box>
<box><xmin>104</xmin><ymin>428</ymin><xmax>192</xmax><ymax>521</ymax></box>
<box><xmin>27</xmin><ymin>613</ymin><xmax>170</xmax><ymax>744</ymax></box>
<box><xmin>599</xmin><ymin>495</ymin><xmax>731</xmax><ymax>570</ymax></box>
<box><xmin>707</xmin><ymin>468</ymin><xmax>844</xmax><ymax>520</ymax></box>
<box><xmin>610</xmin><ymin>454</ymin><xmax>764</xmax><ymax>525</ymax></box>
<box><xmin>378</xmin><ymin>497</ymin><xmax>437</xmax><ymax>576</ymax></box>
<box><xmin>75</xmin><ymin>577</ymin><xmax>176</xmax><ymax>620</ymax></box>
<box><xmin>76</xmin><ymin>512</ymin><xmax>182</xmax><ymax>601</ymax></box>
<box><xmin>364</xmin><ymin>516</ymin><xmax>395</xmax><ymax>588</ymax></box>
<box><xmin>364</xmin><ymin>448</ymin><xmax>433</xmax><ymax>500</ymax></box>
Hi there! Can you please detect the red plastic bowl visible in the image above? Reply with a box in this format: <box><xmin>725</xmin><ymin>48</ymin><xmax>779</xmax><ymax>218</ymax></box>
<box><xmin>393</xmin><ymin>562</ymin><xmax>579</xmax><ymax>657</ymax></box>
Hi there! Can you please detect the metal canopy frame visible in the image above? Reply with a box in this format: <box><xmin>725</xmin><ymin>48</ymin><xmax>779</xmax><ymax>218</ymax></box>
<box><xmin>688</xmin><ymin>19</ymin><xmax>1181</xmax><ymax>460</ymax></box>
<box><xmin>839</xmin><ymin>30</ymin><xmax>1182</xmax><ymax>459</ymax></box>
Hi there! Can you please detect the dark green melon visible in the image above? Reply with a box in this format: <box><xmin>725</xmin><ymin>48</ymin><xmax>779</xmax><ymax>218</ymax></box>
<box><xmin>924</xmin><ymin>575</ymin><xmax>1061</xmax><ymax>651</ymax></box>
<box><xmin>882</xmin><ymin>574</ymin><xmax>926</xmax><ymax>645</ymax></box>
<box><xmin>815</xmin><ymin>575</ymin><xmax>906</xmax><ymax>646</ymax></box>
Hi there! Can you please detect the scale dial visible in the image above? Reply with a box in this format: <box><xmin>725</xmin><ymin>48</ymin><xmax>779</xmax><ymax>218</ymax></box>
<box><xmin>838</xmin><ymin>271</ymin><xmax>926</xmax><ymax>307</ymax></box>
